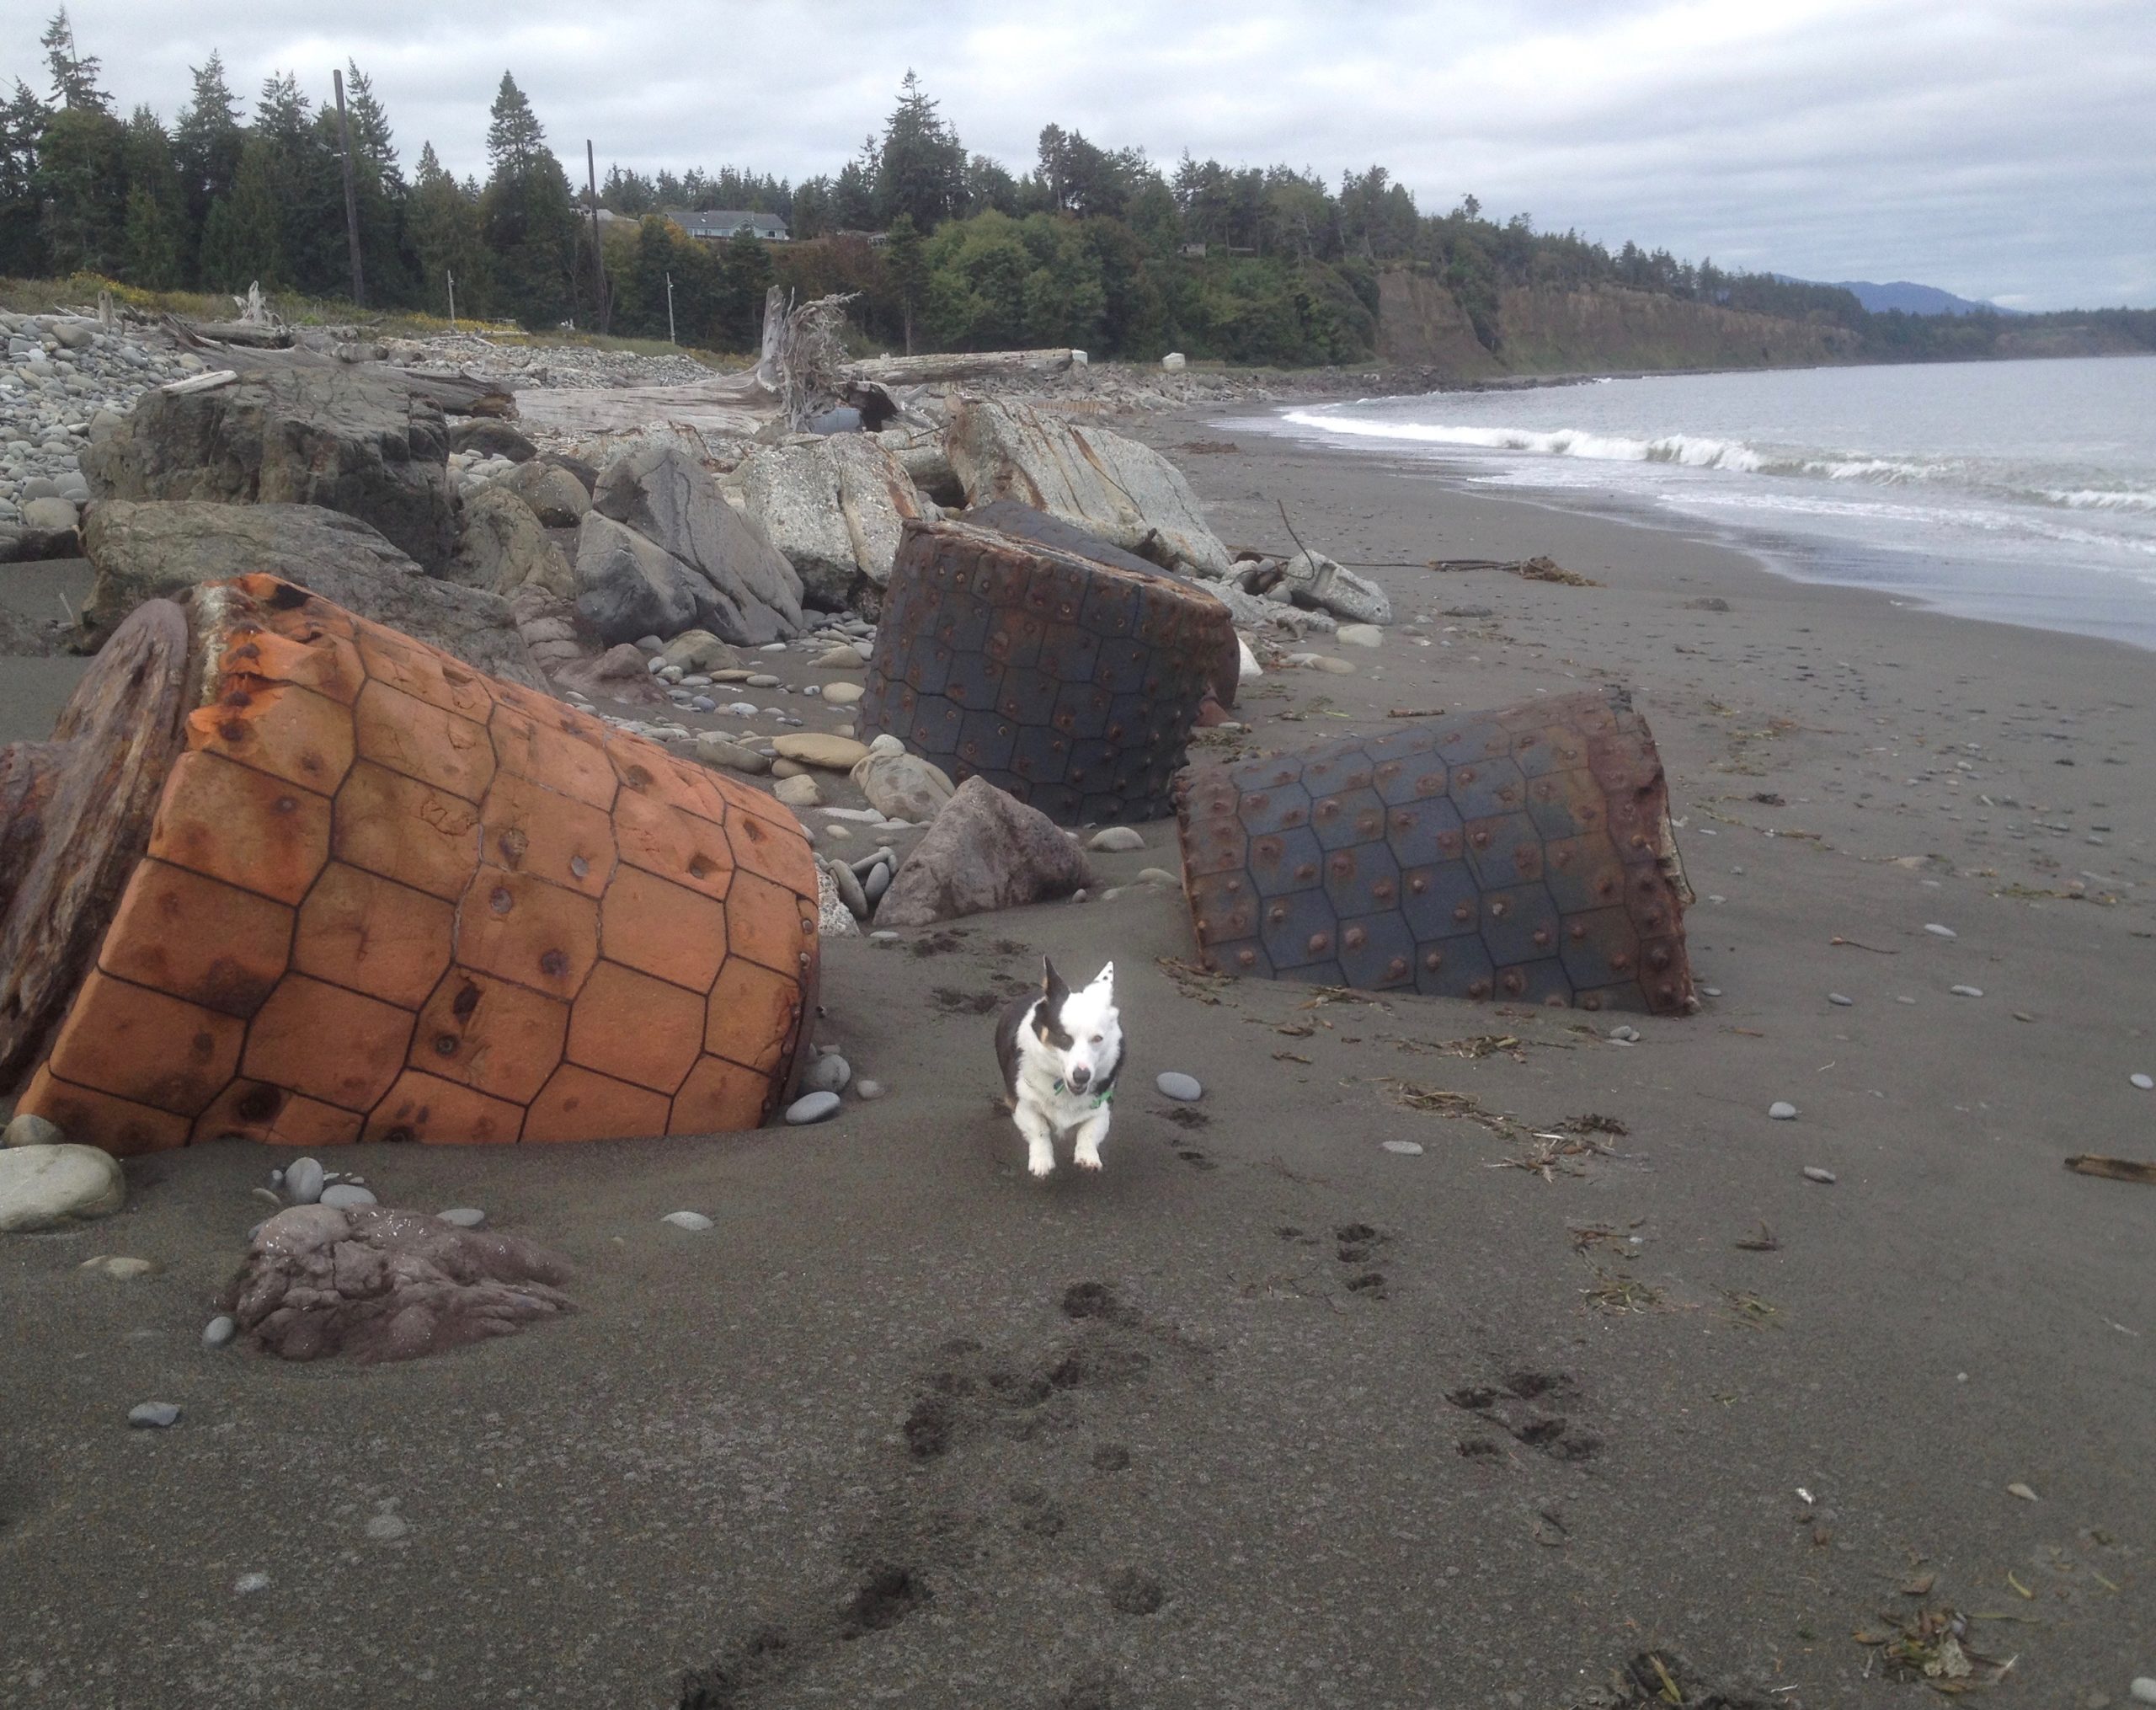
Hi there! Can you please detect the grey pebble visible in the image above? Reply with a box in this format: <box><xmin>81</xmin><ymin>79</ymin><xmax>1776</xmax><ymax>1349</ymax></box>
<box><xmin>855</xmin><ymin>1079</ymin><xmax>885</xmax><ymax>1100</ymax></box>
<box><xmin>283</xmin><ymin>1157</ymin><xmax>325</xmax><ymax>1205</ymax></box>
<box><xmin>129</xmin><ymin>1402</ymin><xmax>180</xmax><ymax>1429</ymax></box>
<box><xmin>864</xmin><ymin>861</ymin><xmax>891</xmax><ymax>903</ymax></box>
<box><xmin>785</xmin><ymin>1090</ymin><xmax>841</xmax><ymax>1125</ymax></box>
<box><xmin>1828</xmin><ymin>993</ymin><xmax>1854</xmax><ymax>1007</ymax></box>
<box><xmin>201</xmin><ymin>1315</ymin><xmax>237</xmax><ymax>1349</ymax></box>
<box><xmin>1950</xmin><ymin>985</ymin><xmax>1984</xmax><ymax>999</ymax></box>
<box><xmin>1768</xmin><ymin>1101</ymin><xmax>1798</xmax><ymax>1120</ymax></box>
<box><xmin>2132</xmin><ymin>1074</ymin><xmax>2154</xmax><ymax>1092</ymax></box>
<box><xmin>365</xmin><ymin>1511</ymin><xmax>411</xmax><ymax>1542</ymax></box>
<box><xmin>1802</xmin><ymin>1166</ymin><xmax>1837</xmax><ymax>1184</ymax></box>
<box><xmin>869</xmin><ymin>929</ymin><xmax>899</xmax><ymax>943</ymax></box>
<box><xmin>436</xmin><ymin>1207</ymin><xmax>487</xmax><ymax>1228</ymax></box>
<box><xmin>319</xmin><ymin>1183</ymin><xmax>376</xmax><ymax>1209</ymax></box>
<box><xmin>2127</xmin><ymin>1678</ymin><xmax>2156</xmax><ymax>1705</ymax></box>
<box><xmin>1924</xmin><ymin>923</ymin><xmax>1958</xmax><ymax>938</ymax></box>
<box><xmin>1700</xmin><ymin>986</ymin><xmax>1722</xmax><ymax>997</ymax></box>
<box><xmin>233</xmin><ymin>1573</ymin><xmax>270</xmax><ymax>1595</ymax></box>
<box><xmin>803</xmin><ymin>1053</ymin><xmax>851</xmax><ymax>1094</ymax></box>
<box><xmin>3</xmin><ymin>1111</ymin><xmax>64</xmax><ymax>1146</ymax></box>
<box><xmin>1155</xmin><ymin>1071</ymin><xmax>1203</xmax><ymax>1102</ymax></box>
<box><xmin>1380</xmin><ymin>1139</ymin><xmax>1424</xmax><ymax>1156</ymax></box>
<box><xmin>1609</xmin><ymin>1025</ymin><xmax>1641</xmax><ymax>1043</ymax></box>
<box><xmin>1087</xmin><ymin>826</ymin><xmax>1145</xmax><ymax>852</ymax></box>
<box><xmin>1134</xmin><ymin>867</ymin><xmax>1179</xmax><ymax>888</ymax></box>
<box><xmin>661</xmin><ymin>1210</ymin><xmax>713</xmax><ymax>1232</ymax></box>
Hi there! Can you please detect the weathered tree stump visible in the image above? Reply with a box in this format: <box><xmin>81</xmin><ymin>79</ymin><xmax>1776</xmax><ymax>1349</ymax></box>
<box><xmin>3</xmin><ymin>576</ymin><xmax>820</xmax><ymax>1157</ymax></box>
<box><xmin>1174</xmin><ymin>688</ymin><xmax>1696</xmax><ymax>1014</ymax></box>
<box><xmin>858</xmin><ymin>516</ymin><xmax>1237</xmax><ymax>826</ymax></box>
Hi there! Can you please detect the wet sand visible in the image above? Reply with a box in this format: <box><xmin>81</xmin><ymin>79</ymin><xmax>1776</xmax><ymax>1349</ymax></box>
<box><xmin>3</xmin><ymin>430</ymin><xmax>2152</xmax><ymax>1709</ymax></box>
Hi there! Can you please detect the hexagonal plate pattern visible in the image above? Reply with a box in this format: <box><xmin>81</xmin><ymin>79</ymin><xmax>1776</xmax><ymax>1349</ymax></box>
<box><xmin>15</xmin><ymin>574</ymin><xmax>821</xmax><ymax>1155</ymax></box>
<box><xmin>857</xmin><ymin>516</ymin><xmax>1238</xmax><ymax>825</ymax></box>
<box><xmin>1176</xmin><ymin>688</ymin><xmax>1694</xmax><ymax>1014</ymax></box>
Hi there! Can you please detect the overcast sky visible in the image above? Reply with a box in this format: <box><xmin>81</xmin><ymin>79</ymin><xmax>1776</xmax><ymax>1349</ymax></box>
<box><xmin>10</xmin><ymin>0</ymin><xmax>2151</xmax><ymax>310</ymax></box>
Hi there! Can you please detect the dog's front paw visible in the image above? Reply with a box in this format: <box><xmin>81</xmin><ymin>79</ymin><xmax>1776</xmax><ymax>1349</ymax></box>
<box><xmin>1073</xmin><ymin>1144</ymin><xmax>1102</xmax><ymax>1171</ymax></box>
<box><xmin>1027</xmin><ymin>1148</ymin><xmax>1056</xmax><ymax>1178</ymax></box>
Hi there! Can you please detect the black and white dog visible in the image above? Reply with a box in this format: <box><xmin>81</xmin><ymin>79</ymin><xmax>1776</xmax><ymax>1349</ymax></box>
<box><xmin>995</xmin><ymin>957</ymin><xmax>1123</xmax><ymax>1178</ymax></box>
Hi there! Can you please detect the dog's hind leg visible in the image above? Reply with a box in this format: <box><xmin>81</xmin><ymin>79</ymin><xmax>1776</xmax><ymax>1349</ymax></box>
<box><xmin>1070</xmin><ymin>1109</ymin><xmax>1110</xmax><ymax>1173</ymax></box>
<box><xmin>1014</xmin><ymin>1103</ymin><xmax>1058</xmax><ymax>1178</ymax></box>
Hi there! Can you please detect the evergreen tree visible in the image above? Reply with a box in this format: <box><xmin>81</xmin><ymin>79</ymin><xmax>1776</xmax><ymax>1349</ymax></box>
<box><xmin>197</xmin><ymin>135</ymin><xmax>285</xmax><ymax>291</ymax></box>
<box><xmin>41</xmin><ymin>9</ymin><xmax>109</xmax><ymax>115</ymax></box>
<box><xmin>0</xmin><ymin>81</ymin><xmax>47</xmax><ymax>276</ymax></box>
<box><xmin>34</xmin><ymin>104</ymin><xmax>128</xmax><ymax>275</ymax></box>
<box><xmin>713</xmin><ymin>228</ymin><xmax>773</xmax><ymax>351</ymax></box>
<box><xmin>877</xmin><ymin>72</ymin><xmax>964</xmax><ymax>232</ymax></box>
<box><xmin>884</xmin><ymin>211</ymin><xmax>926</xmax><ymax>354</ymax></box>
<box><xmin>408</xmin><ymin>141</ymin><xmax>493</xmax><ymax>318</ymax></box>
<box><xmin>343</xmin><ymin>63</ymin><xmax>401</xmax><ymax>190</ymax></box>
<box><xmin>830</xmin><ymin>137</ymin><xmax>878</xmax><ymax>232</ymax></box>
<box><xmin>479</xmin><ymin>74</ymin><xmax>579</xmax><ymax>328</ymax></box>
<box><xmin>120</xmin><ymin>107</ymin><xmax>185</xmax><ymax>286</ymax></box>
<box><xmin>173</xmin><ymin>53</ymin><xmax>243</xmax><ymax>281</ymax></box>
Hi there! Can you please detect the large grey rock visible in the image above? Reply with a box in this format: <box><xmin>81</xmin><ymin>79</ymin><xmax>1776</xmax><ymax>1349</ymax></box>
<box><xmin>736</xmin><ymin>436</ymin><xmax>926</xmax><ymax>612</ymax></box>
<box><xmin>945</xmin><ymin>395</ymin><xmax>1232</xmax><ymax>579</ymax></box>
<box><xmin>0</xmin><ymin>1143</ymin><xmax>127</xmax><ymax>1232</ymax></box>
<box><xmin>659</xmin><ymin>629</ymin><xmax>739</xmax><ymax>673</ymax></box>
<box><xmin>1278</xmin><ymin>548</ymin><xmax>1392</xmax><ymax>626</ymax></box>
<box><xmin>876</xmin><ymin>777</ymin><xmax>1092</xmax><ymax>927</ymax></box>
<box><xmin>850</xmin><ymin>735</ymin><xmax>955</xmax><ymax>822</ymax></box>
<box><xmin>450</xmin><ymin>485</ymin><xmax>573</xmax><ymax>597</ymax></box>
<box><xmin>21</xmin><ymin>495</ymin><xmax>79</xmax><ymax>537</ymax></box>
<box><xmin>81</xmin><ymin>368</ymin><xmax>456</xmax><ymax>572</ymax></box>
<box><xmin>593</xmin><ymin>444</ymin><xmax>803</xmax><ymax>643</ymax></box>
<box><xmin>449</xmin><ymin>419</ymin><xmax>536</xmax><ymax>462</ymax></box>
<box><xmin>572</xmin><ymin>514</ymin><xmax>702</xmax><ymax>645</ymax></box>
<box><xmin>494</xmin><ymin>459</ymin><xmax>590</xmax><ymax>527</ymax></box>
<box><xmin>79</xmin><ymin>500</ymin><xmax>547</xmax><ymax>687</ymax></box>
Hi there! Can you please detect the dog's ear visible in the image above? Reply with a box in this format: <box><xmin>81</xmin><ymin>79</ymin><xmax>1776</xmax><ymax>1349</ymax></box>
<box><xmin>1041</xmin><ymin>955</ymin><xmax>1070</xmax><ymax>1014</ymax></box>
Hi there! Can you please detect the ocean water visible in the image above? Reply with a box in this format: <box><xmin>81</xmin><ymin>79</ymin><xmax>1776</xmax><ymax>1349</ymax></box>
<box><xmin>1235</xmin><ymin>355</ymin><xmax>2156</xmax><ymax>650</ymax></box>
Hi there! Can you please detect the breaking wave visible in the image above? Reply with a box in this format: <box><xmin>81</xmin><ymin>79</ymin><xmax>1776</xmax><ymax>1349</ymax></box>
<box><xmin>1277</xmin><ymin>409</ymin><xmax>2156</xmax><ymax>514</ymax></box>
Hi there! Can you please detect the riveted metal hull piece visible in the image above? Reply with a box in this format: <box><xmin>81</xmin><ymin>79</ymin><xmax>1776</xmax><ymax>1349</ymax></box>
<box><xmin>858</xmin><ymin>514</ymin><xmax>1239</xmax><ymax>826</ymax></box>
<box><xmin>1174</xmin><ymin>688</ymin><xmax>1695</xmax><ymax>1015</ymax></box>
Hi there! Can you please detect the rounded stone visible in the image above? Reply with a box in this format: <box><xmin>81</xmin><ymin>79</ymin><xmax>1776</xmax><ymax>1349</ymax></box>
<box><xmin>2132</xmin><ymin>1073</ymin><xmax>2154</xmax><ymax>1092</ymax></box>
<box><xmin>821</xmin><ymin>681</ymin><xmax>864</xmax><ymax>707</ymax></box>
<box><xmin>3</xmin><ymin>1111</ymin><xmax>63</xmax><ymax>1148</ymax></box>
<box><xmin>128</xmin><ymin>1402</ymin><xmax>181</xmax><ymax>1429</ymax></box>
<box><xmin>1335</xmin><ymin>623</ymin><xmax>1385</xmax><ymax>648</ymax></box>
<box><xmin>1924</xmin><ymin>923</ymin><xmax>1957</xmax><ymax>938</ymax></box>
<box><xmin>436</xmin><ymin>1207</ymin><xmax>487</xmax><ymax>1228</ymax></box>
<box><xmin>80</xmin><ymin>1254</ymin><xmax>154</xmax><ymax>1279</ymax></box>
<box><xmin>863</xmin><ymin>861</ymin><xmax>892</xmax><ymax>903</ymax></box>
<box><xmin>202</xmin><ymin>1315</ymin><xmax>237</xmax><ymax>1349</ymax></box>
<box><xmin>1768</xmin><ymin>1102</ymin><xmax>1798</xmax><ymax>1120</ymax></box>
<box><xmin>1802</xmin><ymin>1166</ymin><xmax>1837</xmax><ymax>1184</ymax></box>
<box><xmin>771</xmin><ymin>732</ymin><xmax>870</xmax><ymax>771</ymax></box>
<box><xmin>319</xmin><ymin>1183</ymin><xmax>377</xmax><ymax>1209</ymax></box>
<box><xmin>803</xmin><ymin>1053</ymin><xmax>851</xmax><ymax>1094</ymax></box>
<box><xmin>1381</xmin><ymin>1139</ymin><xmax>1424</xmax><ymax>1156</ymax></box>
<box><xmin>1156</xmin><ymin>1072</ymin><xmax>1203</xmax><ymax>1102</ymax></box>
<box><xmin>773</xmin><ymin>773</ymin><xmax>825</xmax><ymax>807</ymax></box>
<box><xmin>856</xmin><ymin>1079</ymin><xmax>885</xmax><ymax>1100</ymax></box>
<box><xmin>1088</xmin><ymin>826</ymin><xmax>1145</xmax><ymax>852</ymax></box>
<box><xmin>785</xmin><ymin>1090</ymin><xmax>841</xmax><ymax>1125</ymax></box>
<box><xmin>661</xmin><ymin>1210</ymin><xmax>713</xmax><ymax>1232</ymax></box>
<box><xmin>0</xmin><ymin>1143</ymin><xmax>125</xmax><ymax>1232</ymax></box>
<box><xmin>2127</xmin><ymin>1678</ymin><xmax>2156</xmax><ymax>1705</ymax></box>
<box><xmin>1950</xmin><ymin>985</ymin><xmax>1983</xmax><ymax>999</ymax></box>
<box><xmin>1135</xmin><ymin>868</ymin><xmax>1179</xmax><ymax>888</ymax></box>
<box><xmin>1828</xmin><ymin>993</ymin><xmax>1854</xmax><ymax>1007</ymax></box>
<box><xmin>283</xmin><ymin>1157</ymin><xmax>326</xmax><ymax>1205</ymax></box>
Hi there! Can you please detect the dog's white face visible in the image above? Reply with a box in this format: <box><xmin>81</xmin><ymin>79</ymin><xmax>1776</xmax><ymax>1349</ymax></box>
<box><xmin>1039</xmin><ymin>960</ymin><xmax>1119</xmax><ymax>1094</ymax></box>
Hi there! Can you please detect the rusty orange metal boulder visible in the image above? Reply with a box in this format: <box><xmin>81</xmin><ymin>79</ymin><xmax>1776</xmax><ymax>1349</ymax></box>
<box><xmin>6</xmin><ymin>575</ymin><xmax>820</xmax><ymax>1156</ymax></box>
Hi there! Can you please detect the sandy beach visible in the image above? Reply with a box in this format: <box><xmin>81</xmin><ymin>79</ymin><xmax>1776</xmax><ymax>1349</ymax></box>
<box><xmin>3</xmin><ymin>417</ymin><xmax>2151</xmax><ymax>1708</ymax></box>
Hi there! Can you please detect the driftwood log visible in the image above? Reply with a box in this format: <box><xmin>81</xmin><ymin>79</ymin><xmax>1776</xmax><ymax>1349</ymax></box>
<box><xmin>163</xmin><ymin>315</ymin><xmax>515</xmax><ymax>419</ymax></box>
<box><xmin>840</xmin><ymin>348</ymin><xmax>1075</xmax><ymax>387</ymax></box>
<box><xmin>3</xmin><ymin>577</ymin><xmax>821</xmax><ymax>1156</ymax></box>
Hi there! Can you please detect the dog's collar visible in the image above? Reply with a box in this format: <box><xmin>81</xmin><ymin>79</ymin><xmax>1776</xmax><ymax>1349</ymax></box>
<box><xmin>1053</xmin><ymin>1078</ymin><xmax>1114</xmax><ymax>1108</ymax></box>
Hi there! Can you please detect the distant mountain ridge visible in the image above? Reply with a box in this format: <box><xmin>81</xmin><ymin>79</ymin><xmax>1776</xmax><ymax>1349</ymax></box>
<box><xmin>1774</xmin><ymin>275</ymin><xmax>2025</xmax><ymax>318</ymax></box>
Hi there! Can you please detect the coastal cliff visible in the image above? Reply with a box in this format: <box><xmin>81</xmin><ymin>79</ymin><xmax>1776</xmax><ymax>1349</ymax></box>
<box><xmin>1377</xmin><ymin>269</ymin><xmax>1861</xmax><ymax>377</ymax></box>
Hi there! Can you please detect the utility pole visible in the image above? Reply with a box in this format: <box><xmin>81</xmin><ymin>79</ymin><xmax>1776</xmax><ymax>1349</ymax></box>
<box><xmin>665</xmin><ymin>272</ymin><xmax>675</xmax><ymax>345</ymax></box>
<box><xmin>332</xmin><ymin>69</ymin><xmax>366</xmax><ymax>309</ymax></box>
<box><xmin>585</xmin><ymin>139</ymin><xmax>608</xmax><ymax>334</ymax></box>
<box><xmin>446</xmin><ymin>270</ymin><xmax>456</xmax><ymax>331</ymax></box>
